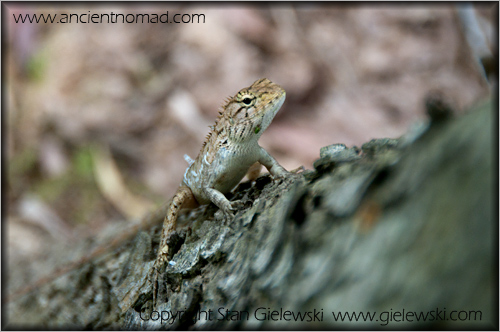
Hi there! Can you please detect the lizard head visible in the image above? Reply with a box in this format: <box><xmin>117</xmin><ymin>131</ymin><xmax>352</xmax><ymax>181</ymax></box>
<box><xmin>223</xmin><ymin>78</ymin><xmax>286</xmax><ymax>142</ymax></box>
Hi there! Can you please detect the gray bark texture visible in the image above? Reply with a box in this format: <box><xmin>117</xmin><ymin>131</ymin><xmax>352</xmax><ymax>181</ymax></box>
<box><xmin>5</xmin><ymin>99</ymin><xmax>496</xmax><ymax>330</ymax></box>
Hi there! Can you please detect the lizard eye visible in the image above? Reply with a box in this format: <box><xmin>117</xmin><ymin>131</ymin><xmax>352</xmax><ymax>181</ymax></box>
<box><xmin>239</xmin><ymin>94</ymin><xmax>255</xmax><ymax>106</ymax></box>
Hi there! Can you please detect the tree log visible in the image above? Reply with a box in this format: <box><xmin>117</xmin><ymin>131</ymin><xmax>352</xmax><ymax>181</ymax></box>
<box><xmin>6</xmin><ymin>99</ymin><xmax>495</xmax><ymax>329</ymax></box>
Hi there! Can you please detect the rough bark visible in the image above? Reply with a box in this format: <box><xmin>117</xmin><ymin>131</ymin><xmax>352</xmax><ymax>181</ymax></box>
<box><xmin>5</xmin><ymin>99</ymin><xmax>496</xmax><ymax>330</ymax></box>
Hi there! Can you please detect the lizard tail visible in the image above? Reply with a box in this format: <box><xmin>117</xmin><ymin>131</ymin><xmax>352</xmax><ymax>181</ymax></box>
<box><xmin>152</xmin><ymin>185</ymin><xmax>195</xmax><ymax>307</ymax></box>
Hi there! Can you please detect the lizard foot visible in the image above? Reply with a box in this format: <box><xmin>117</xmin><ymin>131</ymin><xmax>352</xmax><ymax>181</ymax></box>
<box><xmin>290</xmin><ymin>165</ymin><xmax>305</xmax><ymax>174</ymax></box>
<box><xmin>270</xmin><ymin>166</ymin><xmax>291</xmax><ymax>180</ymax></box>
<box><xmin>225</xmin><ymin>199</ymin><xmax>246</xmax><ymax>217</ymax></box>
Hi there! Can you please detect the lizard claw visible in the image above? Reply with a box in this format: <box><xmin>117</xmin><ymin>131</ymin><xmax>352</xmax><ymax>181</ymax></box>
<box><xmin>222</xmin><ymin>208</ymin><xmax>235</xmax><ymax>222</ymax></box>
<box><xmin>290</xmin><ymin>165</ymin><xmax>305</xmax><ymax>174</ymax></box>
<box><xmin>222</xmin><ymin>200</ymin><xmax>246</xmax><ymax>219</ymax></box>
<box><xmin>270</xmin><ymin>166</ymin><xmax>290</xmax><ymax>180</ymax></box>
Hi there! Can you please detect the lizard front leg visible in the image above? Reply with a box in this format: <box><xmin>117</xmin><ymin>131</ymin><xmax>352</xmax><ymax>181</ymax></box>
<box><xmin>258</xmin><ymin>146</ymin><xmax>289</xmax><ymax>178</ymax></box>
<box><xmin>152</xmin><ymin>185</ymin><xmax>196</xmax><ymax>306</ymax></box>
<box><xmin>202</xmin><ymin>148</ymin><xmax>288</xmax><ymax>221</ymax></box>
<box><xmin>203</xmin><ymin>187</ymin><xmax>243</xmax><ymax>220</ymax></box>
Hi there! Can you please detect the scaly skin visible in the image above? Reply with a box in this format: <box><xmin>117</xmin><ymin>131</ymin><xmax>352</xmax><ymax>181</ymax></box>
<box><xmin>152</xmin><ymin>78</ymin><xmax>289</xmax><ymax>305</ymax></box>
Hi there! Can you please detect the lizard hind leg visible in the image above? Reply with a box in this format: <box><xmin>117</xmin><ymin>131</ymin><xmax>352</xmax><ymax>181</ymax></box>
<box><xmin>152</xmin><ymin>185</ymin><xmax>195</xmax><ymax>307</ymax></box>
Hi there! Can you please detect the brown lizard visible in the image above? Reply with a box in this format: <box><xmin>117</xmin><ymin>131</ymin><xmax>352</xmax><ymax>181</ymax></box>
<box><xmin>152</xmin><ymin>78</ymin><xmax>289</xmax><ymax>305</ymax></box>
<box><xmin>6</xmin><ymin>78</ymin><xmax>289</xmax><ymax>309</ymax></box>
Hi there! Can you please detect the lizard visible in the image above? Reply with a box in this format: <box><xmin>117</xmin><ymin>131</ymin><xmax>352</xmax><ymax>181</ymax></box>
<box><xmin>5</xmin><ymin>78</ymin><xmax>290</xmax><ymax>310</ymax></box>
<box><xmin>151</xmin><ymin>77</ymin><xmax>289</xmax><ymax>305</ymax></box>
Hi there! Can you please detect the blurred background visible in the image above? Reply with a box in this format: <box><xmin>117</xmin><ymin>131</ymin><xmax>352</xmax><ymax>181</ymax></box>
<box><xmin>4</xmin><ymin>3</ymin><xmax>495</xmax><ymax>277</ymax></box>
